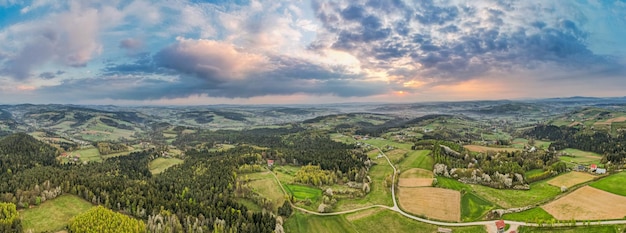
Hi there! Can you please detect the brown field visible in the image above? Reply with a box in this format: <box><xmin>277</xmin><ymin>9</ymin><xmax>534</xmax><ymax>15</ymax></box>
<box><xmin>543</xmin><ymin>186</ymin><xmax>626</xmax><ymax>220</ymax></box>
<box><xmin>547</xmin><ymin>172</ymin><xmax>596</xmax><ymax>188</ymax></box>
<box><xmin>398</xmin><ymin>187</ymin><xmax>461</xmax><ymax>222</ymax></box>
<box><xmin>605</xmin><ymin>116</ymin><xmax>626</xmax><ymax>123</ymax></box>
<box><xmin>398</xmin><ymin>178</ymin><xmax>434</xmax><ymax>187</ymax></box>
<box><xmin>399</xmin><ymin>168</ymin><xmax>434</xmax><ymax>178</ymax></box>
<box><xmin>464</xmin><ymin>145</ymin><xmax>520</xmax><ymax>153</ymax></box>
<box><xmin>399</xmin><ymin>168</ymin><xmax>434</xmax><ymax>187</ymax></box>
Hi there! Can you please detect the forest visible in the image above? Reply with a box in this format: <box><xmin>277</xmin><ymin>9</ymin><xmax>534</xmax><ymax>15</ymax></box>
<box><xmin>0</xmin><ymin>133</ymin><xmax>276</xmax><ymax>232</ymax></box>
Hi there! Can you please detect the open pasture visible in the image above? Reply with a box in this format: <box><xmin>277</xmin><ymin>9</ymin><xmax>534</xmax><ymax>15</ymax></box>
<box><xmin>246</xmin><ymin>171</ymin><xmax>285</xmax><ymax>210</ymax></box>
<box><xmin>542</xmin><ymin>186</ymin><xmax>626</xmax><ymax>220</ymax></box>
<box><xmin>397</xmin><ymin>187</ymin><xmax>461</xmax><ymax>222</ymax></box>
<box><xmin>547</xmin><ymin>171</ymin><xmax>595</xmax><ymax>188</ymax></box>
<box><xmin>20</xmin><ymin>195</ymin><xmax>93</xmax><ymax>233</ymax></box>
<box><xmin>590</xmin><ymin>171</ymin><xmax>626</xmax><ymax>196</ymax></box>
<box><xmin>559</xmin><ymin>148</ymin><xmax>603</xmax><ymax>164</ymax></box>
<box><xmin>149</xmin><ymin>157</ymin><xmax>184</xmax><ymax>174</ymax></box>
<box><xmin>398</xmin><ymin>150</ymin><xmax>433</xmax><ymax>171</ymax></box>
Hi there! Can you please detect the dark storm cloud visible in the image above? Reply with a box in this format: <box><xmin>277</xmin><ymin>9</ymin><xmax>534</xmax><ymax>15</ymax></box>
<box><xmin>311</xmin><ymin>0</ymin><xmax>623</xmax><ymax>84</ymax></box>
<box><xmin>38</xmin><ymin>70</ymin><xmax>65</xmax><ymax>79</ymax></box>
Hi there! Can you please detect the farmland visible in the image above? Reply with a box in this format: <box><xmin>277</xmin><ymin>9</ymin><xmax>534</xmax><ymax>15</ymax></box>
<box><xmin>397</xmin><ymin>187</ymin><xmax>461</xmax><ymax>222</ymax></box>
<box><xmin>559</xmin><ymin>148</ymin><xmax>603</xmax><ymax>164</ymax></box>
<box><xmin>398</xmin><ymin>168</ymin><xmax>434</xmax><ymax>187</ymax></box>
<box><xmin>244</xmin><ymin>171</ymin><xmax>285</xmax><ymax>210</ymax></box>
<box><xmin>20</xmin><ymin>195</ymin><xmax>93</xmax><ymax>232</ymax></box>
<box><xmin>547</xmin><ymin>171</ymin><xmax>596</xmax><ymax>188</ymax></box>
<box><xmin>471</xmin><ymin>179</ymin><xmax>561</xmax><ymax>208</ymax></box>
<box><xmin>542</xmin><ymin>186</ymin><xmax>626</xmax><ymax>220</ymax></box>
<box><xmin>398</xmin><ymin>150</ymin><xmax>433</xmax><ymax>171</ymax></box>
<box><xmin>284</xmin><ymin>184</ymin><xmax>322</xmax><ymax>202</ymax></box>
<box><xmin>518</xmin><ymin>225</ymin><xmax>626</xmax><ymax>233</ymax></box>
<box><xmin>590</xmin><ymin>172</ymin><xmax>626</xmax><ymax>196</ymax></box>
<box><xmin>461</xmin><ymin>192</ymin><xmax>496</xmax><ymax>222</ymax></box>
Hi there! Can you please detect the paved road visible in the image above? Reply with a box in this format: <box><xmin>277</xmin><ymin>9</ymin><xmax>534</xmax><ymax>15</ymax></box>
<box><xmin>270</xmin><ymin>144</ymin><xmax>626</xmax><ymax>232</ymax></box>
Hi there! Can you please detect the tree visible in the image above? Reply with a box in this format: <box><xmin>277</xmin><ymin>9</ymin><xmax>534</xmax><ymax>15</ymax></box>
<box><xmin>277</xmin><ymin>202</ymin><xmax>292</xmax><ymax>217</ymax></box>
<box><xmin>0</xmin><ymin>202</ymin><xmax>22</xmax><ymax>233</ymax></box>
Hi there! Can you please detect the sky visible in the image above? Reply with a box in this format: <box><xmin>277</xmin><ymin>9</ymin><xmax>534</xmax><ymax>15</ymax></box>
<box><xmin>0</xmin><ymin>0</ymin><xmax>625</xmax><ymax>105</ymax></box>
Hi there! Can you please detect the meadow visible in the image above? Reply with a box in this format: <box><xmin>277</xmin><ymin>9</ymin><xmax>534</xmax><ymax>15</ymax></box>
<box><xmin>502</xmin><ymin>207</ymin><xmax>555</xmax><ymax>222</ymax></box>
<box><xmin>590</xmin><ymin>172</ymin><xmax>626</xmax><ymax>196</ymax></box>
<box><xmin>518</xmin><ymin>225</ymin><xmax>625</xmax><ymax>233</ymax></box>
<box><xmin>149</xmin><ymin>157</ymin><xmax>184</xmax><ymax>174</ymax></box>
<box><xmin>461</xmin><ymin>192</ymin><xmax>496</xmax><ymax>222</ymax></box>
<box><xmin>245</xmin><ymin>171</ymin><xmax>285</xmax><ymax>210</ymax></box>
<box><xmin>20</xmin><ymin>195</ymin><xmax>93</xmax><ymax>232</ymax></box>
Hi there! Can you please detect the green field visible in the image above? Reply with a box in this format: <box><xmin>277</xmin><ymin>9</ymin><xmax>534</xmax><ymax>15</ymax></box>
<box><xmin>590</xmin><ymin>172</ymin><xmax>626</xmax><ymax>196</ymax></box>
<box><xmin>245</xmin><ymin>171</ymin><xmax>285</xmax><ymax>210</ymax></box>
<box><xmin>20</xmin><ymin>195</ymin><xmax>93</xmax><ymax>232</ymax></box>
<box><xmin>559</xmin><ymin>148</ymin><xmax>603</xmax><ymax>164</ymax></box>
<box><xmin>461</xmin><ymin>192</ymin><xmax>496</xmax><ymax>221</ymax></box>
<box><xmin>335</xmin><ymin>160</ymin><xmax>394</xmax><ymax>210</ymax></box>
<box><xmin>330</xmin><ymin>133</ymin><xmax>357</xmax><ymax>144</ymax></box>
<box><xmin>471</xmin><ymin>179</ymin><xmax>561</xmax><ymax>208</ymax></box>
<box><xmin>398</xmin><ymin>150</ymin><xmax>433</xmax><ymax>171</ymax></box>
<box><xmin>236</xmin><ymin>198</ymin><xmax>262</xmax><ymax>212</ymax></box>
<box><xmin>362</xmin><ymin>138</ymin><xmax>413</xmax><ymax>150</ymax></box>
<box><xmin>284</xmin><ymin>212</ymin><xmax>357</xmax><ymax>233</ymax></box>
<box><xmin>518</xmin><ymin>225</ymin><xmax>625</xmax><ymax>233</ymax></box>
<box><xmin>502</xmin><ymin>207</ymin><xmax>555</xmax><ymax>222</ymax></box>
<box><xmin>284</xmin><ymin>184</ymin><xmax>322</xmax><ymax>202</ymax></box>
<box><xmin>437</xmin><ymin>177</ymin><xmax>560</xmax><ymax>208</ymax></box>
<box><xmin>284</xmin><ymin>209</ymin><xmax>486</xmax><ymax>233</ymax></box>
<box><xmin>149</xmin><ymin>157</ymin><xmax>184</xmax><ymax>174</ymax></box>
<box><xmin>525</xmin><ymin>169</ymin><xmax>546</xmax><ymax>177</ymax></box>
<box><xmin>72</xmin><ymin>148</ymin><xmax>102</xmax><ymax>162</ymax></box>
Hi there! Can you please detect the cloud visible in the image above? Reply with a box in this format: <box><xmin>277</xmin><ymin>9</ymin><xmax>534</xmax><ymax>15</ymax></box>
<box><xmin>310</xmin><ymin>0</ymin><xmax>625</xmax><ymax>89</ymax></box>
<box><xmin>119</xmin><ymin>38</ymin><xmax>143</xmax><ymax>50</ymax></box>
<box><xmin>154</xmin><ymin>38</ymin><xmax>270</xmax><ymax>83</ymax></box>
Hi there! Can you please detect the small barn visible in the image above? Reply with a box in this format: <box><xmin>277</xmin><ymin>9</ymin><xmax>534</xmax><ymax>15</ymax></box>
<box><xmin>596</xmin><ymin>168</ymin><xmax>607</xmax><ymax>174</ymax></box>
<box><xmin>267</xmin><ymin>159</ymin><xmax>275</xmax><ymax>167</ymax></box>
<box><xmin>590</xmin><ymin>164</ymin><xmax>598</xmax><ymax>172</ymax></box>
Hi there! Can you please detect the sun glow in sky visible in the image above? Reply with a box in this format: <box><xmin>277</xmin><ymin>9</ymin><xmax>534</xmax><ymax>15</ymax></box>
<box><xmin>0</xmin><ymin>0</ymin><xmax>625</xmax><ymax>105</ymax></box>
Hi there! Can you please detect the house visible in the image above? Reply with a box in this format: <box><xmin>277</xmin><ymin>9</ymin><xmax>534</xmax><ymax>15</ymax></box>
<box><xmin>495</xmin><ymin>220</ymin><xmax>506</xmax><ymax>233</ymax></box>
<box><xmin>267</xmin><ymin>159</ymin><xmax>274</xmax><ymax>167</ymax></box>
<box><xmin>590</xmin><ymin>164</ymin><xmax>598</xmax><ymax>172</ymax></box>
<box><xmin>596</xmin><ymin>168</ymin><xmax>607</xmax><ymax>174</ymax></box>
<box><xmin>574</xmin><ymin>164</ymin><xmax>586</xmax><ymax>172</ymax></box>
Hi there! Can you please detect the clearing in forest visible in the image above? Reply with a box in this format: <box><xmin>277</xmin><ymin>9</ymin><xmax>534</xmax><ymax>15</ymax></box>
<box><xmin>547</xmin><ymin>172</ymin><xmax>595</xmax><ymax>188</ymax></box>
<box><xmin>149</xmin><ymin>157</ymin><xmax>184</xmax><ymax>174</ymax></box>
<box><xmin>397</xmin><ymin>187</ymin><xmax>461</xmax><ymax>222</ymax></box>
<box><xmin>542</xmin><ymin>186</ymin><xmax>626</xmax><ymax>220</ymax></box>
<box><xmin>464</xmin><ymin>145</ymin><xmax>520</xmax><ymax>153</ymax></box>
<box><xmin>20</xmin><ymin>195</ymin><xmax>93</xmax><ymax>233</ymax></box>
<box><xmin>398</xmin><ymin>168</ymin><xmax>434</xmax><ymax>187</ymax></box>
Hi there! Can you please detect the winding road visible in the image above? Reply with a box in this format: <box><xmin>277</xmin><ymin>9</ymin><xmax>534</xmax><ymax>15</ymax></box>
<box><xmin>270</xmin><ymin>144</ymin><xmax>626</xmax><ymax>232</ymax></box>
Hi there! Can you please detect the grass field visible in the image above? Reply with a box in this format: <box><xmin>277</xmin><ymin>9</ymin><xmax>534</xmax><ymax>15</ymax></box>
<box><xmin>543</xmin><ymin>186</ymin><xmax>626</xmax><ymax>220</ymax></box>
<box><xmin>20</xmin><ymin>195</ymin><xmax>93</xmax><ymax>232</ymax></box>
<box><xmin>285</xmin><ymin>209</ymin><xmax>486</xmax><ymax>233</ymax></box>
<box><xmin>362</xmin><ymin>138</ymin><xmax>413</xmax><ymax>150</ymax></box>
<box><xmin>284</xmin><ymin>184</ymin><xmax>322</xmax><ymax>202</ymax></box>
<box><xmin>246</xmin><ymin>172</ymin><xmax>285</xmax><ymax>210</ymax></box>
<box><xmin>461</xmin><ymin>192</ymin><xmax>496</xmax><ymax>222</ymax></box>
<box><xmin>398</xmin><ymin>187</ymin><xmax>461</xmax><ymax>222</ymax></box>
<box><xmin>284</xmin><ymin>212</ymin><xmax>357</xmax><ymax>233</ymax></box>
<box><xmin>335</xmin><ymin>161</ymin><xmax>394</xmax><ymax>211</ymax></box>
<box><xmin>384</xmin><ymin>149</ymin><xmax>409</xmax><ymax>163</ymax></box>
<box><xmin>398</xmin><ymin>150</ymin><xmax>433</xmax><ymax>171</ymax></box>
<box><xmin>547</xmin><ymin>171</ymin><xmax>595</xmax><ymax>188</ymax></box>
<box><xmin>72</xmin><ymin>148</ymin><xmax>102</xmax><ymax>162</ymax></box>
<box><xmin>502</xmin><ymin>207</ymin><xmax>555</xmax><ymax>222</ymax></box>
<box><xmin>471</xmin><ymin>179</ymin><xmax>561</xmax><ymax>209</ymax></box>
<box><xmin>590</xmin><ymin>172</ymin><xmax>626</xmax><ymax>196</ymax></box>
<box><xmin>149</xmin><ymin>158</ymin><xmax>183</xmax><ymax>174</ymax></box>
<box><xmin>437</xmin><ymin>176</ymin><xmax>560</xmax><ymax>208</ymax></box>
<box><xmin>518</xmin><ymin>225</ymin><xmax>625</xmax><ymax>233</ymax></box>
<box><xmin>236</xmin><ymin>198</ymin><xmax>262</xmax><ymax>212</ymax></box>
<box><xmin>559</xmin><ymin>148</ymin><xmax>603</xmax><ymax>164</ymax></box>
<box><xmin>330</xmin><ymin>133</ymin><xmax>357</xmax><ymax>144</ymax></box>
